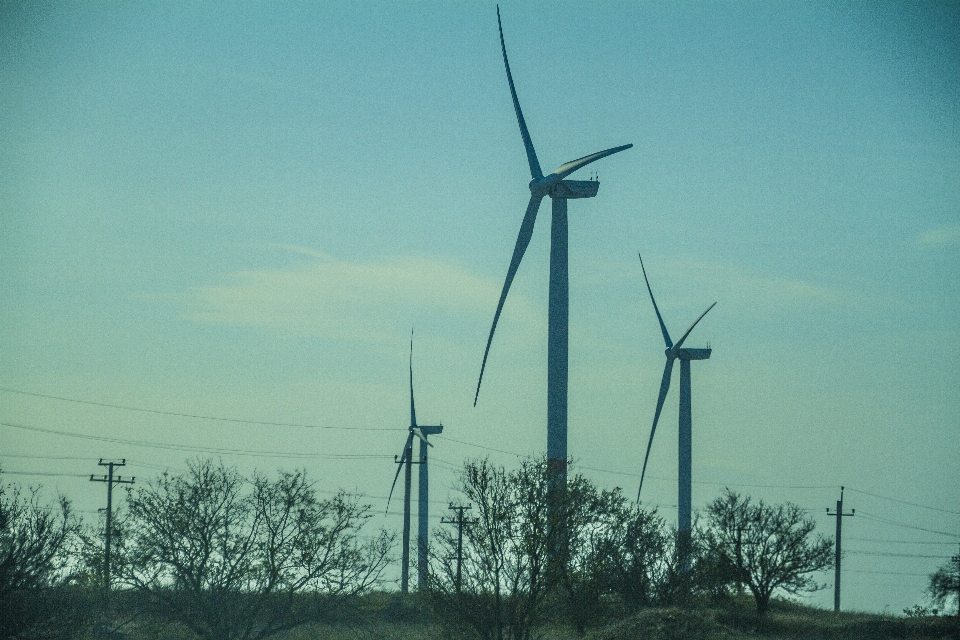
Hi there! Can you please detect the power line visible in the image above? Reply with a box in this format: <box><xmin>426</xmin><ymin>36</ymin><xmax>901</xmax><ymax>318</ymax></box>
<box><xmin>5</xmin><ymin>388</ymin><xmax>956</xmax><ymax>523</ymax></box>
<box><xmin>437</xmin><ymin>436</ymin><xmax>837</xmax><ymax>491</ymax></box>
<box><xmin>856</xmin><ymin>510</ymin><xmax>958</xmax><ymax>539</ymax></box>
<box><xmin>0</xmin><ymin>387</ymin><xmax>393</xmax><ymax>431</ymax></box>
<box><xmin>844</xmin><ymin>569</ymin><xmax>932</xmax><ymax>577</ymax></box>
<box><xmin>1</xmin><ymin>454</ymin><xmax>185</xmax><ymax>476</ymax></box>
<box><xmin>1</xmin><ymin>421</ymin><xmax>393</xmax><ymax>460</ymax></box>
<box><xmin>846</xmin><ymin>488</ymin><xmax>960</xmax><ymax>516</ymax></box>
<box><xmin>1</xmin><ymin>454</ymin><xmax>98</xmax><ymax>461</ymax></box>
<box><xmin>847</xmin><ymin>537</ymin><xmax>956</xmax><ymax>546</ymax></box>
<box><xmin>436</xmin><ymin>434</ymin><xmax>527</xmax><ymax>458</ymax></box>
<box><xmin>847</xmin><ymin>550</ymin><xmax>953</xmax><ymax>559</ymax></box>
<box><xmin>1</xmin><ymin>471</ymin><xmax>89</xmax><ymax>478</ymax></box>
<box><xmin>5</xmin><ymin>386</ymin><xmax>953</xmax><ymax>519</ymax></box>
<box><xmin>694</xmin><ymin>480</ymin><xmax>834</xmax><ymax>490</ymax></box>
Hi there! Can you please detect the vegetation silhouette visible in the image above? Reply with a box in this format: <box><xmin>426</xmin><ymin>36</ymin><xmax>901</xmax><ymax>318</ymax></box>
<box><xmin>101</xmin><ymin>460</ymin><xmax>393</xmax><ymax>640</ymax></box>
<box><xmin>0</xmin><ymin>468</ymin><xmax>91</xmax><ymax>640</ymax></box>
<box><xmin>1</xmin><ymin>465</ymin><xmax>956</xmax><ymax>640</ymax></box>
<box><xmin>702</xmin><ymin>489</ymin><xmax>834</xmax><ymax>615</ymax></box>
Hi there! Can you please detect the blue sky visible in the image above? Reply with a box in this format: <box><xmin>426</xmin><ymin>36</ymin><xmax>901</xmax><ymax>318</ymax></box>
<box><xmin>2</xmin><ymin>1</ymin><xmax>958</xmax><ymax>613</ymax></box>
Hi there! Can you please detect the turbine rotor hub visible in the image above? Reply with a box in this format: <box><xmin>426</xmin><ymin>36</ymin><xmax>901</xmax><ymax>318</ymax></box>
<box><xmin>529</xmin><ymin>176</ymin><xmax>557</xmax><ymax>198</ymax></box>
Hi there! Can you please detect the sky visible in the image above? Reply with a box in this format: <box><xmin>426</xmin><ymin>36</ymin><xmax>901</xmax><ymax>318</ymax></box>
<box><xmin>2</xmin><ymin>1</ymin><xmax>959</xmax><ymax>615</ymax></box>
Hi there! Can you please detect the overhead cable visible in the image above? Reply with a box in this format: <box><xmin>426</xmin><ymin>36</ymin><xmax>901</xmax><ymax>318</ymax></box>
<box><xmin>0</xmin><ymin>421</ymin><xmax>391</xmax><ymax>460</ymax></box>
<box><xmin>846</xmin><ymin>487</ymin><xmax>960</xmax><ymax>516</ymax></box>
<box><xmin>0</xmin><ymin>387</ymin><xmax>393</xmax><ymax>431</ymax></box>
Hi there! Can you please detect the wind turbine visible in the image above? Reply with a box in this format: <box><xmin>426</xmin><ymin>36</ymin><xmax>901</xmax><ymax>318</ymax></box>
<box><xmin>474</xmin><ymin>7</ymin><xmax>632</xmax><ymax>486</ymax></box>
<box><xmin>636</xmin><ymin>254</ymin><xmax>715</xmax><ymax>570</ymax></box>
<box><xmin>387</xmin><ymin>335</ymin><xmax>442</xmax><ymax>593</ymax></box>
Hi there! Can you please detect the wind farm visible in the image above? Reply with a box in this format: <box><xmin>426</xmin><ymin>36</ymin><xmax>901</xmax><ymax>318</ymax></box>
<box><xmin>2</xmin><ymin>1</ymin><xmax>957</xmax><ymax>626</ymax></box>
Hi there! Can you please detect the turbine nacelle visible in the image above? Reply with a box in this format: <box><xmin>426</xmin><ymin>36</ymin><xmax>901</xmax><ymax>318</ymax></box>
<box><xmin>410</xmin><ymin>424</ymin><xmax>443</xmax><ymax>447</ymax></box>
<box><xmin>528</xmin><ymin>144</ymin><xmax>634</xmax><ymax>198</ymax></box>
<box><xmin>413</xmin><ymin>425</ymin><xmax>444</xmax><ymax>436</ymax></box>
<box><xmin>529</xmin><ymin>178</ymin><xmax>600</xmax><ymax>200</ymax></box>
<box><xmin>667</xmin><ymin>347</ymin><xmax>713</xmax><ymax>360</ymax></box>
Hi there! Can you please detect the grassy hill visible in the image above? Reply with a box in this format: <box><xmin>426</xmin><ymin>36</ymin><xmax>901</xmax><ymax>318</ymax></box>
<box><xmin>586</xmin><ymin>599</ymin><xmax>958</xmax><ymax>640</ymax></box>
<box><xmin>99</xmin><ymin>592</ymin><xmax>959</xmax><ymax>640</ymax></box>
<box><xmin>237</xmin><ymin>594</ymin><xmax>958</xmax><ymax>640</ymax></box>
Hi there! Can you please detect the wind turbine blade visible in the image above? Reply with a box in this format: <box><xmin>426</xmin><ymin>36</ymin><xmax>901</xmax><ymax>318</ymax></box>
<box><xmin>638</xmin><ymin>254</ymin><xmax>672</xmax><ymax>349</ymax></box>
<box><xmin>386</xmin><ymin>432</ymin><xmax>414</xmax><ymax>514</ymax></box>
<box><xmin>497</xmin><ymin>6</ymin><xmax>542</xmax><ymax>180</ymax></box>
<box><xmin>551</xmin><ymin>144</ymin><xmax>633</xmax><ymax>181</ymax></box>
<box><xmin>475</xmin><ymin>193</ymin><xmax>544</xmax><ymax>406</ymax></box>
<box><xmin>671</xmin><ymin>302</ymin><xmax>717</xmax><ymax>352</ymax></box>
<box><xmin>409</xmin><ymin>332</ymin><xmax>417</xmax><ymax>429</ymax></box>
<box><xmin>638</xmin><ymin>358</ymin><xmax>674</xmax><ymax>502</ymax></box>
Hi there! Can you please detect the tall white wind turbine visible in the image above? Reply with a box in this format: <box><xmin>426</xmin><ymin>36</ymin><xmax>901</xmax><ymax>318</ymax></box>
<box><xmin>474</xmin><ymin>7</ymin><xmax>632</xmax><ymax>485</ymax></box>
<box><xmin>636</xmin><ymin>254</ymin><xmax>715</xmax><ymax>570</ymax></box>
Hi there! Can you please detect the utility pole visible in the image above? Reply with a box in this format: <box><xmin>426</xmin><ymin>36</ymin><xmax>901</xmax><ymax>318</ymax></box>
<box><xmin>90</xmin><ymin>459</ymin><xmax>134</xmax><ymax>615</ymax></box>
<box><xmin>826</xmin><ymin>486</ymin><xmax>854</xmax><ymax>612</ymax></box>
<box><xmin>441</xmin><ymin>503</ymin><xmax>476</xmax><ymax>594</ymax></box>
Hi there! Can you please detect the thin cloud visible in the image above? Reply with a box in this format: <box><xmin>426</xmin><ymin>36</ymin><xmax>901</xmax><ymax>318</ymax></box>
<box><xmin>179</xmin><ymin>253</ymin><xmax>541</xmax><ymax>341</ymax></box>
<box><xmin>705</xmin><ymin>264</ymin><xmax>843</xmax><ymax>308</ymax></box>
<box><xmin>270</xmin><ymin>243</ymin><xmax>337</xmax><ymax>261</ymax></box>
<box><xmin>620</xmin><ymin>257</ymin><xmax>845</xmax><ymax>310</ymax></box>
<box><xmin>917</xmin><ymin>224</ymin><xmax>960</xmax><ymax>247</ymax></box>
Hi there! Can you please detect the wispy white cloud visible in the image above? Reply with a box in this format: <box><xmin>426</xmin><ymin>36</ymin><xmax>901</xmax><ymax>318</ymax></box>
<box><xmin>179</xmin><ymin>251</ymin><xmax>541</xmax><ymax>342</ymax></box>
<box><xmin>917</xmin><ymin>224</ymin><xmax>960</xmax><ymax>247</ymax></box>
<box><xmin>691</xmin><ymin>260</ymin><xmax>843</xmax><ymax>308</ymax></box>
<box><xmin>269</xmin><ymin>243</ymin><xmax>337</xmax><ymax>261</ymax></box>
<box><xmin>589</xmin><ymin>256</ymin><xmax>846</xmax><ymax>310</ymax></box>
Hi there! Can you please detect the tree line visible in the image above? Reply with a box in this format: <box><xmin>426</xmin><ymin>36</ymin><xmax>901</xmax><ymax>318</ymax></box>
<box><xmin>2</xmin><ymin>459</ymin><xmax>957</xmax><ymax>640</ymax></box>
<box><xmin>2</xmin><ymin>461</ymin><xmax>393</xmax><ymax>640</ymax></box>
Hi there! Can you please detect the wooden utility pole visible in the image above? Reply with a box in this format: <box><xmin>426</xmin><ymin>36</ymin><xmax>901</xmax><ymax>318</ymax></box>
<box><xmin>90</xmin><ymin>459</ymin><xmax>134</xmax><ymax>614</ymax></box>
<box><xmin>826</xmin><ymin>486</ymin><xmax>854</xmax><ymax>612</ymax></box>
<box><xmin>441</xmin><ymin>503</ymin><xmax>476</xmax><ymax>593</ymax></box>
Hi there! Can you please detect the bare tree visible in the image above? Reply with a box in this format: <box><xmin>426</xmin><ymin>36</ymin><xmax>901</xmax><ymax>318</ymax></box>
<box><xmin>428</xmin><ymin>458</ymin><xmax>671</xmax><ymax>638</ymax></box>
<box><xmin>0</xmin><ymin>471</ymin><xmax>89</xmax><ymax>640</ymax></box>
<box><xmin>703</xmin><ymin>489</ymin><xmax>833</xmax><ymax>614</ymax></box>
<box><xmin>118</xmin><ymin>460</ymin><xmax>393</xmax><ymax>640</ymax></box>
<box><xmin>928</xmin><ymin>551</ymin><xmax>960</xmax><ymax>616</ymax></box>
<box><xmin>555</xmin><ymin>482</ymin><xmax>670</xmax><ymax>633</ymax></box>
<box><xmin>585</xmin><ymin>501</ymin><xmax>670</xmax><ymax>612</ymax></box>
<box><xmin>427</xmin><ymin>457</ymin><xmax>553</xmax><ymax>640</ymax></box>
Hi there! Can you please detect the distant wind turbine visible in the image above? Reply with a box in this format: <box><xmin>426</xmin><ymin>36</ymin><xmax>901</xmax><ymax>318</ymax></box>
<box><xmin>474</xmin><ymin>6</ymin><xmax>632</xmax><ymax>486</ymax></box>
<box><xmin>636</xmin><ymin>254</ymin><xmax>715</xmax><ymax>570</ymax></box>
<box><xmin>387</xmin><ymin>334</ymin><xmax>442</xmax><ymax>593</ymax></box>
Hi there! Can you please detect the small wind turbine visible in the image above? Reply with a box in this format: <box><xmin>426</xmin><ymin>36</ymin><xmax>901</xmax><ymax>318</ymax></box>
<box><xmin>475</xmin><ymin>7</ymin><xmax>632</xmax><ymax>486</ymax></box>
<box><xmin>636</xmin><ymin>254</ymin><xmax>715</xmax><ymax>570</ymax></box>
<box><xmin>387</xmin><ymin>335</ymin><xmax>442</xmax><ymax>593</ymax></box>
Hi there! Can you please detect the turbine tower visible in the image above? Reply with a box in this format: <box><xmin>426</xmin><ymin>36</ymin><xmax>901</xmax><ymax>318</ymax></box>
<box><xmin>474</xmin><ymin>7</ymin><xmax>632</xmax><ymax>487</ymax></box>
<box><xmin>636</xmin><ymin>254</ymin><xmax>715</xmax><ymax>570</ymax></box>
<box><xmin>387</xmin><ymin>335</ymin><xmax>442</xmax><ymax>593</ymax></box>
